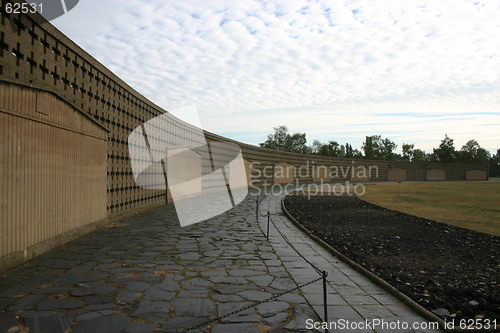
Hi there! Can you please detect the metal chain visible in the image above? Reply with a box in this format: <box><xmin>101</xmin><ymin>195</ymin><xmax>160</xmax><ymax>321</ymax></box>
<box><xmin>267</xmin><ymin>214</ymin><xmax>323</xmax><ymax>275</ymax></box>
<box><xmin>180</xmin><ymin>275</ymin><xmax>324</xmax><ymax>332</ymax></box>
<box><xmin>256</xmin><ymin>195</ymin><xmax>323</xmax><ymax>274</ymax></box>
<box><xmin>256</xmin><ymin>195</ymin><xmax>270</xmax><ymax>217</ymax></box>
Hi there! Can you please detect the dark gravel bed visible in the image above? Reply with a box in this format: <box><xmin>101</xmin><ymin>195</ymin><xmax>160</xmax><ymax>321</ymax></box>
<box><xmin>284</xmin><ymin>195</ymin><xmax>499</xmax><ymax>322</ymax></box>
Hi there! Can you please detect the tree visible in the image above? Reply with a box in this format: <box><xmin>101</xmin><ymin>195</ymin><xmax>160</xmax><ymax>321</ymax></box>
<box><xmin>259</xmin><ymin>125</ymin><xmax>309</xmax><ymax>154</ymax></box>
<box><xmin>488</xmin><ymin>149</ymin><xmax>500</xmax><ymax>177</ymax></box>
<box><xmin>432</xmin><ymin>134</ymin><xmax>456</xmax><ymax>163</ymax></box>
<box><xmin>345</xmin><ymin>143</ymin><xmax>354</xmax><ymax>158</ymax></box>
<box><xmin>351</xmin><ymin>148</ymin><xmax>363</xmax><ymax>158</ymax></box>
<box><xmin>330</xmin><ymin>141</ymin><xmax>345</xmax><ymax>157</ymax></box>
<box><xmin>362</xmin><ymin>135</ymin><xmax>383</xmax><ymax>159</ymax></box>
<box><xmin>401</xmin><ymin>143</ymin><xmax>430</xmax><ymax>162</ymax></box>
<box><xmin>412</xmin><ymin>149</ymin><xmax>429</xmax><ymax>162</ymax></box>
<box><xmin>317</xmin><ymin>142</ymin><xmax>332</xmax><ymax>156</ymax></box>
<box><xmin>310</xmin><ymin>140</ymin><xmax>322</xmax><ymax>154</ymax></box>
<box><xmin>260</xmin><ymin>125</ymin><xmax>289</xmax><ymax>151</ymax></box>
<box><xmin>321</xmin><ymin>141</ymin><xmax>347</xmax><ymax>157</ymax></box>
<box><xmin>310</xmin><ymin>140</ymin><xmax>348</xmax><ymax>157</ymax></box>
<box><xmin>401</xmin><ymin>143</ymin><xmax>414</xmax><ymax>161</ymax></box>
<box><xmin>287</xmin><ymin>132</ymin><xmax>309</xmax><ymax>154</ymax></box>
<box><xmin>362</xmin><ymin>135</ymin><xmax>397</xmax><ymax>160</ymax></box>
<box><xmin>457</xmin><ymin>139</ymin><xmax>490</xmax><ymax>164</ymax></box>
<box><xmin>382</xmin><ymin>138</ymin><xmax>398</xmax><ymax>161</ymax></box>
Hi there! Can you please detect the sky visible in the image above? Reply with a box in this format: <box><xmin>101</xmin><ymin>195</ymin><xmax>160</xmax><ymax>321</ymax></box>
<box><xmin>51</xmin><ymin>0</ymin><xmax>500</xmax><ymax>154</ymax></box>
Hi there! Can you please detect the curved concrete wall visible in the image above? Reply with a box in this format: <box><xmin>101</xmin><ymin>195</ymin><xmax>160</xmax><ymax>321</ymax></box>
<box><xmin>0</xmin><ymin>2</ymin><xmax>488</xmax><ymax>215</ymax></box>
<box><xmin>0</xmin><ymin>82</ymin><xmax>108</xmax><ymax>270</ymax></box>
<box><xmin>0</xmin><ymin>1</ymin><xmax>488</xmax><ymax>228</ymax></box>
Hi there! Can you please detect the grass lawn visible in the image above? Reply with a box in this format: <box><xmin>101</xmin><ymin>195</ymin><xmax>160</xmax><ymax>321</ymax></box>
<box><xmin>360</xmin><ymin>181</ymin><xmax>500</xmax><ymax>236</ymax></box>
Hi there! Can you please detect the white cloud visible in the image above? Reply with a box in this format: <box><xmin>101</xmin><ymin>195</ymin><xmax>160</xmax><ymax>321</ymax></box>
<box><xmin>52</xmin><ymin>0</ymin><xmax>500</xmax><ymax>153</ymax></box>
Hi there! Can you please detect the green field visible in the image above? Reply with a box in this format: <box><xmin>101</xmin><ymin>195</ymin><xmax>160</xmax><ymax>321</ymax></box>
<box><xmin>361</xmin><ymin>181</ymin><xmax>500</xmax><ymax>236</ymax></box>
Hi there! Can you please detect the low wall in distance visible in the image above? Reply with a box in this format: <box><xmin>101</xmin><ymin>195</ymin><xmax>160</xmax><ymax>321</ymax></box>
<box><xmin>388</xmin><ymin>168</ymin><xmax>407</xmax><ymax>181</ymax></box>
<box><xmin>466</xmin><ymin>170</ymin><xmax>488</xmax><ymax>181</ymax></box>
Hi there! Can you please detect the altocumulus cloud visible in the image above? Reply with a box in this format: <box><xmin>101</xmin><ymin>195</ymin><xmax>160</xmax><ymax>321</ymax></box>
<box><xmin>53</xmin><ymin>0</ymin><xmax>500</xmax><ymax>152</ymax></box>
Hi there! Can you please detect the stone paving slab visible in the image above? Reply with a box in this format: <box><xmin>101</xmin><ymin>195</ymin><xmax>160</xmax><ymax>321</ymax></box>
<box><xmin>0</xmin><ymin>192</ymin><xmax>443</xmax><ymax>332</ymax></box>
<box><xmin>0</xmin><ymin>195</ymin><xmax>321</xmax><ymax>332</ymax></box>
<box><xmin>257</xmin><ymin>192</ymin><xmax>443</xmax><ymax>333</ymax></box>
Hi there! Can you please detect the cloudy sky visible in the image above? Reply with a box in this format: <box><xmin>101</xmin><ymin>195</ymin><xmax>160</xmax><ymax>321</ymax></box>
<box><xmin>52</xmin><ymin>0</ymin><xmax>499</xmax><ymax>154</ymax></box>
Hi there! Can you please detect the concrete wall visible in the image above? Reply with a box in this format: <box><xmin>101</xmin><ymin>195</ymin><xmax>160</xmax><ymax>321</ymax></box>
<box><xmin>0</xmin><ymin>83</ymin><xmax>107</xmax><ymax>271</ymax></box>
<box><xmin>274</xmin><ymin>163</ymin><xmax>295</xmax><ymax>184</ymax></box>
<box><xmin>466</xmin><ymin>170</ymin><xmax>488</xmax><ymax>181</ymax></box>
<box><xmin>351</xmin><ymin>166</ymin><xmax>370</xmax><ymax>182</ymax></box>
<box><xmin>0</xmin><ymin>0</ymin><xmax>489</xmax><ymax>270</ymax></box>
<box><xmin>243</xmin><ymin>160</ymin><xmax>253</xmax><ymax>186</ymax></box>
<box><xmin>426</xmin><ymin>169</ymin><xmax>446</xmax><ymax>181</ymax></box>
<box><xmin>312</xmin><ymin>165</ymin><xmax>331</xmax><ymax>183</ymax></box>
<box><xmin>388</xmin><ymin>168</ymin><xmax>407</xmax><ymax>181</ymax></box>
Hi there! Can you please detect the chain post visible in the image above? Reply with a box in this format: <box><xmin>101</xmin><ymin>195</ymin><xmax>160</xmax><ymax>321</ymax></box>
<box><xmin>323</xmin><ymin>270</ymin><xmax>329</xmax><ymax>333</ymax></box>
<box><xmin>266</xmin><ymin>213</ymin><xmax>270</xmax><ymax>241</ymax></box>
<box><xmin>181</xmin><ymin>275</ymin><xmax>323</xmax><ymax>332</ymax></box>
<box><xmin>256</xmin><ymin>195</ymin><xmax>258</xmax><ymax>221</ymax></box>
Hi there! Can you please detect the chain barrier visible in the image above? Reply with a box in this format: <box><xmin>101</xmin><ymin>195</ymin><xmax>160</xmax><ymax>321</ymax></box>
<box><xmin>181</xmin><ymin>194</ymin><xmax>330</xmax><ymax>332</ymax></box>
<box><xmin>268</xmin><ymin>213</ymin><xmax>323</xmax><ymax>275</ymax></box>
<box><xmin>180</xmin><ymin>275</ymin><xmax>324</xmax><ymax>333</ymax></box>
<box><xmin>257</xmin><ymin>194</ymin><xmax>323</xmax><ymax>275</ymax></box>
<box><xmin>256</xmin><ymin>193</ymin><xmax>330</xmax><ymax>333</ymax></box>
<box><xmin>256</xmin><ymin>194</ymin><xmax>270</xmax><ymax>218</ymax></box>
<box><xmin>256</xmin><ymin>195</ymin><xmax>272</xmax><ymax>240</ymax></box>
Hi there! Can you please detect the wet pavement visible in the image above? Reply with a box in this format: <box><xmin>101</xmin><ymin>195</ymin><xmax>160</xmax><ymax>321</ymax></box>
<box><xmin>0</xmin><ymin>192</ymin><xmax>442</xmax><ymax>332</ymax></box>
<box><xmin>257</xmin><ymin>192</ymin><xmax>442</xmax><ymax>333</ymax></box>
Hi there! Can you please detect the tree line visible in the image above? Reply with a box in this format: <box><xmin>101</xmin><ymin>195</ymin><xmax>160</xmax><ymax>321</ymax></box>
<box><xmin>259</xmin><ymin>126</ymin><xmax>500</xmax><ymax>176</ymax></box>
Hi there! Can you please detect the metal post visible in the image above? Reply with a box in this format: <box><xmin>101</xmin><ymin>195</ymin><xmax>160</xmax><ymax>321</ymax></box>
<box><xmin>256</xmin><ymin>195</ymin><xmax>258</xmax><ymax>221</ymax></box>
<box><xmin>266</xmin><ymin>213</ymin><xmax>270</xmax><ymax>241</ymax></box>
<box><xmin>323</xmin><ymin>270</ymin><xmax>329</xmax><ymax>333</ymax></box>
